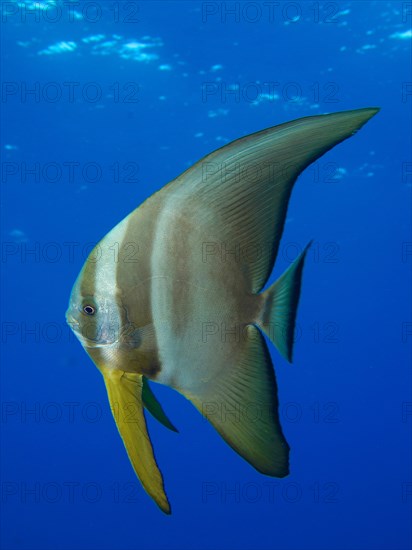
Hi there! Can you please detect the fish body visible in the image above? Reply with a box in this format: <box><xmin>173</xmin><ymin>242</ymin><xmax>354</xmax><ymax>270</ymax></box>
<box><xmin>66</xmin><ymin>108</ymin><xmax>379</xmax><ymax>513</ymax></box>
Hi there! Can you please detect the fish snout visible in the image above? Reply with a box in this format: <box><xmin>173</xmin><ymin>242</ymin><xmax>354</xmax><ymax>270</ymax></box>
<box><xmin>66</xmin><ymin>311</ymin><xmax>80</xmax><ymax>332</ymax></box>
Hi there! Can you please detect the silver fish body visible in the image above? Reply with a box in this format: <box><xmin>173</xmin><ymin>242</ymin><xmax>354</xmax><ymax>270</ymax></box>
<box><xmin>66</xmin><ymin>108</ymin><xmax>379</xmax><ymax>513</ymax></box>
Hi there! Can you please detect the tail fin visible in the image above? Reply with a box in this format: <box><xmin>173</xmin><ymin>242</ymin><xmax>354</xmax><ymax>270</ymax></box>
<box><xmin>257</xmin><ymin>243</ymin><xmax>311</xmax><ymax>362</ymax></box>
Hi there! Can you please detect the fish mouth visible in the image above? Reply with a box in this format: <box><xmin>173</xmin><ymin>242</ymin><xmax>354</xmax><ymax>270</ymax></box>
<box><xmin>80</xmin><ymin>338</ymin><xmax>118</xmax><ymax>349</ymax></box>
<box><xmin>66</xmin><ymin>313</ymin><xmax>79</xmax><ymax>330</ymax></box>
<box><xmin>66</xmin><ymin>313</ymin><xmax>118</xmax><ymax>349</ymax></box>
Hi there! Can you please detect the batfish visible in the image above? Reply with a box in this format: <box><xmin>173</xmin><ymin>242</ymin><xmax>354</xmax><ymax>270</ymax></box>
<box><xmin>66</xmin><ymin>107</ymin><xmax>379</xmax><ymax>513</ymax></box>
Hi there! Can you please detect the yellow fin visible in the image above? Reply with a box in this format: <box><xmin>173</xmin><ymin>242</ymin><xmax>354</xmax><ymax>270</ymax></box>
<box><xmin>101</xmin><ymin>368</ymin><xmax>171</xmax><ymax>514</ymax></box>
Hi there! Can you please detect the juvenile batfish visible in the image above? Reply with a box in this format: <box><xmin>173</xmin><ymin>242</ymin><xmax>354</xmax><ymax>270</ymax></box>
<box><xmin>66</xmin><ymin>108</ymin><xmax>379</xmax><ymax>513</ymax></box>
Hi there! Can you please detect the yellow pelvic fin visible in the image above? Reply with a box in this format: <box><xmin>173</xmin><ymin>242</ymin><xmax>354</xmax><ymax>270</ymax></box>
<box><xmin>100</xmin><ymin>367</ymin><xmax>171</xmax><ymax>514</ymax></box>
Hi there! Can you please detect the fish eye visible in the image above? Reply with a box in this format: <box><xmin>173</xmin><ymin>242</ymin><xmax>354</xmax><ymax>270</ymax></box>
<box><xmin>83</xmin><ymin>305</ymin><xmax>96</xmax><ymax>316</ymax></box>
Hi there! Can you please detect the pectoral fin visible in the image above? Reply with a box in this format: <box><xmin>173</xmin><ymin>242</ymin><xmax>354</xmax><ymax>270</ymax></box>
<box><xmin>100</xmin><ymin>367</ymin><xmax>171</xmax><ymax>514</ymax></box>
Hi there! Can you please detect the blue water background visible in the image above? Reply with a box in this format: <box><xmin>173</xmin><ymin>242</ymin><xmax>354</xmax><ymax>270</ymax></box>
<box><xmin>1</xmin><ymin>1</ymin><xmax>411</xmax><ymax>549</ymax></box>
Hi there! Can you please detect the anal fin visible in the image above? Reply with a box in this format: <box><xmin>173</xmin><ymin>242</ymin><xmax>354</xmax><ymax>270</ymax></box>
<box><xmin>182</xmin><ymin>325</ymin><xmax>289</xmax><ymax>476</ymax></box>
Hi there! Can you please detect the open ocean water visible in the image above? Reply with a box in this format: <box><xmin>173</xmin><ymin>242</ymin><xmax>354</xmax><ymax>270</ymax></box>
<box><xmin>1</xmin><ymin>1</ymin><xmax>411</xmax><ymax>549</ymax></box>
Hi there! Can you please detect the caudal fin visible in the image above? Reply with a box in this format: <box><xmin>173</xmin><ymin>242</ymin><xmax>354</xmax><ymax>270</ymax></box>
<box><xmin>257</xmin><ymin>243</ymin><xmax>311</xmax><ymax>362</ymax></box>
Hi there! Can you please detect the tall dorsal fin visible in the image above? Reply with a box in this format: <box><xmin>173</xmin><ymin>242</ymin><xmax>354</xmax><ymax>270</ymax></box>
<box><xmin>166</xmin><ymin>108</ymin><xmax>379</xmax><ymax>293</ymax></box>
